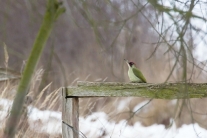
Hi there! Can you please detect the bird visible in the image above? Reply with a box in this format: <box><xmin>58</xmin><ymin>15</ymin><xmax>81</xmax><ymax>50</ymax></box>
<box><xmin>124</xmin><ymin>59</ymin><xmax>147</xmax><ymax>83</ymax></box>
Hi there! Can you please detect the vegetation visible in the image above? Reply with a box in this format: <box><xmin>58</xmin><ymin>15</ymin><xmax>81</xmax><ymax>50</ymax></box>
<box><xmin>0</xmin><ymin>0</ymin><xmax>207</xmax><ymax>137</ymax></box>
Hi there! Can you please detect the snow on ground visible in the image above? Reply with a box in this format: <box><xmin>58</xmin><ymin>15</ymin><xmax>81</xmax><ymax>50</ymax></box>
<box><xmin>0</xmin><ymin>98</ymin><xmax>207</xmax><ymax>138</ymax></box>
<box><xmin>80</xmin><ymin>112</ymin><xmax>207</xmax><ymax>138</ymax></box>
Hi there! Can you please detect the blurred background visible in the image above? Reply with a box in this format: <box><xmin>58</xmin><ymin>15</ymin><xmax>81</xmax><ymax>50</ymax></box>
<box><xmin>0</xmin><ymin>0</ymin><xmax>207</xmax><ymax>137</ymax></box>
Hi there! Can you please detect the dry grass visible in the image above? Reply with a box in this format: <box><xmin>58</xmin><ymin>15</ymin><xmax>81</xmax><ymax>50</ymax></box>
<box><xmin>1</xmin><ymin>66</ymin><xmax>207</xmax><ymax>137</ymax></box>
<box><xmin>0</xmin><ymin>1</ymin><xmax>207</xmax><ymax>137</ymax></box>
<box><xmin>0</xmin><ymin>45</ymin><xmax>207</xmax><ymax>137</ymax></box>
<box><xmin>0</xmin><ymin>68</ymin><xmax>62</xmax><ymax>138</ymax></box>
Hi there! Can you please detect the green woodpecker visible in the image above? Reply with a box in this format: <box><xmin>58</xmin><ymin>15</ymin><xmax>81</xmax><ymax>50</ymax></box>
<box><xmin>124</xmin><ymin>59</ymin><xmax>147</xmax><ymax>83</ymax></box>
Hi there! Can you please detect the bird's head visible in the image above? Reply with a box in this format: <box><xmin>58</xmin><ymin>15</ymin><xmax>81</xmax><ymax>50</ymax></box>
<box><xmin>128</xmin><ymin>62</ymin><xmax>135</xmax><ymax>67</ymax></box>
<box><xmin>124</xmin><ymin>59</ymin><xmax>136</xmax><ymax>68</ymax></box>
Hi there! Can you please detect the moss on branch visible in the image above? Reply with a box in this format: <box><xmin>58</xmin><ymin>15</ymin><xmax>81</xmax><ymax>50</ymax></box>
<box><xmin>66</xmin><ymin>81</ymin><xmax>207</xmax><ymax>99</ymax></box>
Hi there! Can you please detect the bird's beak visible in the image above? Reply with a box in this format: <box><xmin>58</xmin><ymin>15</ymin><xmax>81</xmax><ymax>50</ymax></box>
<box><xmin>124</xmin><ymin>59</ymin><xmax>130</xmax><ymax>68</ymax></box>
<box><xmin>124</xmin><ymin>59</ymin><xmax>128</xmax><ymax>63</ymax></box>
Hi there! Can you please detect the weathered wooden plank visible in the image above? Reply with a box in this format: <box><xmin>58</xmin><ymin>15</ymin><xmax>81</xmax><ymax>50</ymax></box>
<box><xmin>72</xmin><ymin>98</ymin><xmax>79</xmax><ymax>138</ymax></box>
<box><xmin>66</xmin><ymin>81</ymin><xmax>207</xmax><ymax>99</ymax></box>
<box><xmin>62</xmin><ymin>88</ymin><xmax>71</xmax><ymax>138</ymax></box>
<box><xmin>62</xmin><ymin>88</ymin><xmax>79</xmax><ymax>138</ymax></box>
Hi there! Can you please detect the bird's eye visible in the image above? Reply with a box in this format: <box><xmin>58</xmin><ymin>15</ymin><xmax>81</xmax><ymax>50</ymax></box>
<box><xmin>129</xmin><ymin>62</ymin><xmax>134</xmax><ymax>66</ymax></box>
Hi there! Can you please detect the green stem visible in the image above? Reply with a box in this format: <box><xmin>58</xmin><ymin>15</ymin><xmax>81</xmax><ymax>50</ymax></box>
<box><xmin>4</xmin><ymin>0</ymin><xmax>65</xmax><ymax>137</ymax></box>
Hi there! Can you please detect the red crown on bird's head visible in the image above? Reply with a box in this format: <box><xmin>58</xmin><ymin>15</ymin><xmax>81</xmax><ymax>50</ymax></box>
<box><xmin>129</xmin><ymin>62</ymin><xmax>135</xmax><ymax>67</ymax></box>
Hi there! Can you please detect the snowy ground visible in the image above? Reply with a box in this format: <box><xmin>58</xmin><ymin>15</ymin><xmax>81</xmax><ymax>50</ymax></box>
<box><xmin>0</xmin><ymin>98</ymin><xmax>207</xmax><ymax>138</ymax></box>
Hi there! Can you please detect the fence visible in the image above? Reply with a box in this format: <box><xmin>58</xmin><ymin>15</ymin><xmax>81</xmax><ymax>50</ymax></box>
<box><xmin>62</xmin><ymin>81</ymin><xmax>206</xmax><ymax>138</ymax></box>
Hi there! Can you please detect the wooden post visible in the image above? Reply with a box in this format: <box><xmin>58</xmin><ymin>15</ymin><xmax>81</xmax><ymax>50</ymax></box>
<box><xmin>62</xmin><ymin>88</ymin><xmax>79</xmax><ymax>138</ymax></box>
<box><xmin>62</xmin><ymin>81</ymin><xmax>207</xmax><ymax>137</ymax></box>
<box><xmin>66</xmin><ymin>81</ymin><xmax>206</xmax><ymax>99</ymax></box>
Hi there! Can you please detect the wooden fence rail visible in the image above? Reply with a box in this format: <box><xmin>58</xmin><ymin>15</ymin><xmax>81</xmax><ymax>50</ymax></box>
<box><xmin>62</xmin><ymin>81</ymin><xmax>207</xmax><ymax>138</ymax></box>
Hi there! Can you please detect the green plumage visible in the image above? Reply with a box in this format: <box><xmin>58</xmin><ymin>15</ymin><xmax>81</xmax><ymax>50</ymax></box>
<box><xmin>132</xmin><ymin>67</ymin><xmax>147</xmax><ymax>83</ymax></box>
<box><xmin>124</xmin><ymin>59</ymin><xmax>147</xmax><ymax>83</ymax></box>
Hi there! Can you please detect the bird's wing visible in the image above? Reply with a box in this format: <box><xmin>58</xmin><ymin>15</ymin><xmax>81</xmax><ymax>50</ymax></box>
<box><xmin>132</xmin><ymin>68</ymin><xmax>147</xmax><ymax>83</ymax></box>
